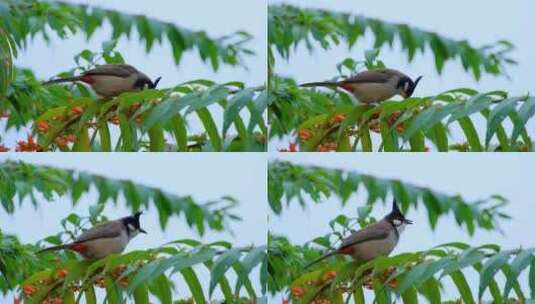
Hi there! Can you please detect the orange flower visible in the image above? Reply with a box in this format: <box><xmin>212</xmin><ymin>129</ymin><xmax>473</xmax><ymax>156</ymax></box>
<box><xmin>70</xmin><ymin>106</ymin><xmax>83</xmax><ymax>116</ymax></box>
<box><xmin>322</xmin><ymin>271</ymin><xmax>337</xmax><ymax>281</ymax></box>
<box><xmin>279</xmin><ymin>142</ymin><xmax>298</xmax><ymax>152</ymax></box>
<box><xmin>15</xmin><ymin>134</ymin><xmax>41</xmax><ymax>152</ymax></box>
<box><xmin>291</xmin><ymin>287</ymin><xmax>305</xmax><ymax>298</ymax></box>
<box><xmin>330</xmin><ymin>114</ymin><xmax>346</xmax><ymax>125</ymax></box>
<box><xmin>13</xmin><ymin>296</ymin><xmax>21</xmax><ymax>304</ymax></box>
<box><xmin>109</xmin><ymin>115</ymin><xmax>120</xmax><ymax>125</ymax></box>
<box><xmin>317</xmin><ymin>142</ymin><xmax>337</xmax><ymax>152</ymax></box>
<box><xmin>22</xmin><ymin>284</ymin><xmax>37</xmax><ymax>296</ymax></box>
<box><xmin>135</xmin><ymin>116</ymin><xmax>144</xmax><ymax>124</ymax></box>
<box><xmin>298</xmin><ymin>129</ymin><xmax>313</xmax><ymax>141</ymax></box>
<box><xmin>0</xmin><ymin>145</ymin><xmax>9</xmax><ymax>152</ymax></box>
<box><xmin>36</xmin><ymin>121</ymin><xmax>50</xmax><ymax>134</ymax></box>
<box><xmin>55</xmin><ymin>136</ymin><xmax>68</xmax><ymax>148</ymax></box>
<box><xmin>56</xmin><ymin>268</ymin><xmax>68</xmax><ymax>279</ymax></box>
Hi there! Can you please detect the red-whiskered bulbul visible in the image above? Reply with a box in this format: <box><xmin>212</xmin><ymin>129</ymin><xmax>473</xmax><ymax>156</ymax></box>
<box><xmin>43</xmin><ymin>64</ymin><xmax>162</xmax><ymax>98</ymax></box>
<box><xmin>305</xmin><ymin>199</ymin><xmax>412</xmax><ymax>268</ymax></box>
<box><xmin>37</xmin><ymin>212</ymin><xmax>147</xmax><ymax>260</ymax></box>
<box><xmin>300</xmin><ymin>69</ymin><xmax>423</xmax><ymax>103</ymax></box>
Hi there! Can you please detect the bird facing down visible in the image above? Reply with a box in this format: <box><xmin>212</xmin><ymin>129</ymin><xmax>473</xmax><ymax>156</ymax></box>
<box><xmin>43</xmin><ymin>64</ymin><xmax>162</xmax><ymax>98</ymax></box>
<box><xmin>300</xmin><ymin>69</ymin><xmax>423</xmax><ymax>104</ymax></box>
<box><xmin>37</xmin><ymin>212</ymin><xmax>146</xmax><ymax>260</ymax></box>
<box><xmin>305</xmin><ymin>199</ymin><xmax>412</xmax><ymax>268</ymax></box>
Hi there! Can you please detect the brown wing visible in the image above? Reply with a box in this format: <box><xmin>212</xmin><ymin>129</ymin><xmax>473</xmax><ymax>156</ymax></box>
<box><xmin>74</xmin><ymin>221</ymin><xmax>122</xmax><ymax>243</ymax></box>
<box><xmin>83</xmin><ymin>64</ymin><xmax>140</xmax><ymax>78</ymax></box>
<box><xmin>338</xmin><ymin>221</ymin><xmax>390</xmax><ymax>250</ymax></box>
<box><xmin>342</xmin><ymin>69</ymin><xmax>405</xmax><ymax>84</ymax></box>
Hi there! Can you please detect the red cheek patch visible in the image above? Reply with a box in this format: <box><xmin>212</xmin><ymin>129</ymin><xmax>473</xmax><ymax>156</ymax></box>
<box><xmin>69</xmin><ymin>243</ymin><xmax>87</xmax><ymax>253</ymax></box>
<box><xmin>80</xmin><ymin>75</ymin><xmax>96</xmax><ymax>84</ymax></box>
<box><xmin>338</xmin><ymin>246</ymin><xmax>354</xmax><ymax>255</ymax></box>
<box><xmin>340</xmin><ymin>83</ymin><xmax>354</xmax><ymax>92</ymax></box>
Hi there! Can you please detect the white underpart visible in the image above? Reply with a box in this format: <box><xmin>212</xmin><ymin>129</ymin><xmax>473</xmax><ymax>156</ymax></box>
<box><xmin>396</xmin><ymin>222</ymin><xmax>407</xmax><ymax>234</ymax></box>
<box><xmin>90</xmin><ymin>74</ymin><xmax>138</xmax><ymax>98</ymax></box>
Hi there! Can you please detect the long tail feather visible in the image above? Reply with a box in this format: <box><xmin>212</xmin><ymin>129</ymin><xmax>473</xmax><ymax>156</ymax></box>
<box><xmin>300</xmin><ymin>81</ymin><xmax>340</xmax><ymax>88</ymax></box>
<box><xmin>37</xmin><ymin>244</ymin><xmax>67</xmax><ymax>253</ymax></box>
<box><xmin>42</xmin><ymin>77</ymin><xmax>82</xmax><ymax>86</ymax></box>
<box><xmin>304</xmin><ymin>251</ymin><xmax>337</xmax><ymax>269</ymax></box>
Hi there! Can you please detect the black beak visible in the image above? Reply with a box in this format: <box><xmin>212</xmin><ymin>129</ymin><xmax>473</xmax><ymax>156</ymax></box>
<box><xmin>404</xmin><ymin>219</ymin><xmax>413</xmax><ymax>224</ymax></box>
<box><xmin>153</xmin><ymin>77</ymin><xmax>162</xmax><ymax>89</ymax></box>
<box><xmin>139</xmin><ymin>228</ymin><xmax>147</xmax><ymax>234</ymax></box>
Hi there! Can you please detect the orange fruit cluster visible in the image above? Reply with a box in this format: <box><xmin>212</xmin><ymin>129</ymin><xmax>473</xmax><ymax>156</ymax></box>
<box><xmin>362</xmin><ymin>267</ymin><xmax>398</xmax><ymax>290</ymax></box>
<box><xmin>279</xmin><ymin>142</ymin><xmax>298</xmax><ymax>152</ymax></box>
<box><xmin>55</xmin><ymin>134</ymin><xmax>77</xmax><ymax>148</ymax></box>
<box><xmin>16</xmin><ymin>134</ymin><xmax>41</xmax><ymax>152</ymax></box>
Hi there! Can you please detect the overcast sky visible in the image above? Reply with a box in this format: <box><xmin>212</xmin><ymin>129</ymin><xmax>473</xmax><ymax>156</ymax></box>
<box><xmin>2</xmin><ymin>0</ymin><xmax>266</xmax><ymax>147</ymax></box>
<box><xmin>269</xmin><ymin>153</ymin><xmax>534</xmax><ymax>301</ymax></box>
<box><xmin>269</xmin><ymin>0</ymin><xmax>535</xmax><ymax>150</ymax></box>
<box><xmin>0</xmin><ymin>153</ymin><xmax>267</xmax><ymax>302</ymax></box>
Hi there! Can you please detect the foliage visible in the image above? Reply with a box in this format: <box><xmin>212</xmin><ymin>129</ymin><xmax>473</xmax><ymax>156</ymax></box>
<box><xmin>268</xmin><ymin>161</ymin><xmax>532</xmax><ymax>303</ymax></box>
<box><xmin>269</xmin><ymin>72</ymin><xmax>535</xmax><ymax>152</ymax></box>
<box><xmin>268</xmin><ymin>4</ymin><xmax>515</xmax><ymax>79</ymax></box>
<box><xmin>1</xmin><ymin>230</ymin><xmax>266</xmax><ymax>303</ymax></box>
<box><xmin>0</xmin><ymin>162</ymin><xmax>266</xmax><ymax>302</ymax></box>
<box><xmin>1</xmin><ymin>0</ymin><xmax>253</xmax><ymax>73</ymax></box>
<box><xmin>267</xmin><ymin>5</ymin><xmax>533</xmax><ymax>153</ymax></box>
<box><xmin>0</xmin><ymin>160</ymin><xmax>241</xmax><ymax>234</ymax></box>
<box><xmin>268</xmin><ymin>160</ymin><xmax>510</xmax><ymax>234</ymax></box>
<box><xmin>270</xmin><ymin>233</ymin><xmax>535</xmax><ymax>303</ymax></box>
<box><xmin>0</xmin><ymin>0</ymin><xmax>265</xmax><ymax>152</ymax></box>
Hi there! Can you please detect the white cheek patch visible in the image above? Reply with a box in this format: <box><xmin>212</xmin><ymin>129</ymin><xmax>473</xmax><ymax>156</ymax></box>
<box><xmin>128</xmin><ymin>223</ymin><xmax>136</xmax><ymax>232</ymax></box>
<box><xmin>404</xmin><ymin>82</ymin><xmax>409</xmax><ymax>92</ymax></box>
<box><xmin>393</xmin><ymin>219</ymin><xmax>402</xmax><ymax>226</ymax></box>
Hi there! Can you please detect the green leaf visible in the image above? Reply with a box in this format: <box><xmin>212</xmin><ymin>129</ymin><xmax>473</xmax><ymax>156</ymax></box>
<box><xmin>503</xmin><ymin>248</ymin><xmax>535</xmax><ymax>298</ymax></box>
<box><xmin>223</xmin><ymin>88</ymin><xmax>255</xmax><ymax>137</ymax></box>
<box><xmin>401</xmin><ymin>287</ymin><xmax>418</xmax><ymax>304</ymax></box>
<box><xmin>196</xmin><ymin>108</ymin><xmax>223</xmax><ymax>151</ymax></box>
<box><xmin>511</xmin><ymin>97</ymin><xmax>535</xmax><ymax>143</ymax></box>
<box><xmin>450</xmin><ymin>270</ymin><xmax>475</xmax><ymax>304</ymax></box>
<box><xmin>479</xmin><ymin>251</ymin><xmax>510</xmax><ymax>298</ymax></box>
<box><xmin>209</xmin><ymin>248</ymin><xmax>242</xmax><ymax>296</ymax></box>
<box><xmin>148</xmin><ymin>124</ymin><xmax>166</xmax><ymax>152</ymax></box>
<box><xmin>485</xmin><ymin>98</ymin><xmax>519</xmax><ymax>147</ymax></box>
<box><xmin>169</xmin><ymin>115</ymin><xmax>188</xmax><ymax>152</ymax></box>
<box><xmin>133</xmin><ymin>283</ymin><xmax>150</xmax><ymax>304</ymax></box>
<box><xmin>181</xmin><ymin>267</ymin><xmax>206</xmax><ymax>304</ymax></box>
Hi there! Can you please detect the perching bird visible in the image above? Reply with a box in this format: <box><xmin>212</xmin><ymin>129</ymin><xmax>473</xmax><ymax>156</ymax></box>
<box><xmin>305</xmin><ymin>200</ymin><xmax>412</xmax><ymax>268</ymax></box>
<box><xmin>37</xmin><ymin>212</ymin><xmax>146</xmax><ymax>259</ymax></box>
<box><xmin>300</xmin><ymin>69</ymin><xmax>423</xmax><ymax>103</ymax></box>
<box><xmin>43</xmin><ymin>64</ymin><xmax>162</xmax><ymax>98</ymax></box>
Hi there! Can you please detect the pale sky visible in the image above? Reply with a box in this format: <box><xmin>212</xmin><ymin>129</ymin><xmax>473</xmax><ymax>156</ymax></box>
<box><xmin>268</xmin><ymin>0</ymin><xmax>535</xmax><ymax>151</ymax></box>
<box><xmin>0</xmin><ymin>153</ymin><xmax>267</xmax><ymax>302</ymax></box>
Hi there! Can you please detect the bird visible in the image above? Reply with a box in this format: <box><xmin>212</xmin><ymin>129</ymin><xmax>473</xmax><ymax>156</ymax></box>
<box><xmin>305</xmin><ymin>199</ymin><xmax>412</xmax><ymax>268</ymax></box>
<box><xmin>300</xmin><ymin>69</ymin><xmax>423</xmax><ymax>103</ymax></box>
<box><xmin>37</xmin><ymin>212</ymin><xmax>147</xmax><ymax>260</ymax></box>
<box><xmin>43</xmin><ymin>64</ymin><xmax>162</xmax><ymax>98</ymax></box>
